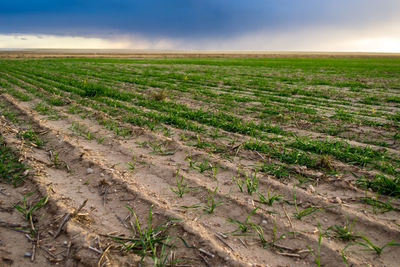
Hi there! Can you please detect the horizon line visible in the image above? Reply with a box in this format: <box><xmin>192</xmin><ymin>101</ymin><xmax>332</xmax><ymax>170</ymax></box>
<box><xmin>1</xmin><ymin>49</ymin><xmax>400</xmax><ymax>58</ymax></box>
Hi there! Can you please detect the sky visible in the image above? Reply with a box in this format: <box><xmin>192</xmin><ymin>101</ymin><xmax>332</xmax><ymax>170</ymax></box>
<box><xmin>1</xmin><ymin>0</ymin><xmax>400</xmax><ymax>52</ymax></box>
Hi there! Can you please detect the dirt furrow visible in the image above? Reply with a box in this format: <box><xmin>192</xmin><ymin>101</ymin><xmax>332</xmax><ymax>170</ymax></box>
<box><xmin>3</xmin><ymin>93</ymin><xmax>400</xmax><ymax>266</ymax></box>
<box><xmin>1</xmin><ymin>95</ymin><xmax>243</xmax><ymax>266</ymax></box>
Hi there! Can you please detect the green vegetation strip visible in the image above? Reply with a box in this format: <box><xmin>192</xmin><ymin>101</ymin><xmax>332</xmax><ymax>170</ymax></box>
<box><xmin>1</xmin><ymin>57</ymin><xmax>400</xmax><ymax>196</ymax></box>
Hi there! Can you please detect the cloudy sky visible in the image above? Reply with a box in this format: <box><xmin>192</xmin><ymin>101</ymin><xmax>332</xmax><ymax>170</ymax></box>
<box><xmin>1</xmin><ymin>0</ymin><xmax>400</xmax><ymax>51</ymax></box>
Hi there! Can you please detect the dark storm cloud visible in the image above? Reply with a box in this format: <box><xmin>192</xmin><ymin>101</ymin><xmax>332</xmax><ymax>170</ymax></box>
<box><xmin>0</xmin><ymin>0</ymin><xmax>399</xmax><ymax>38</ymax></box>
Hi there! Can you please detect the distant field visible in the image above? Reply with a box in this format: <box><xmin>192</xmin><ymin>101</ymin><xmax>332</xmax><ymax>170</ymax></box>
<box><xmin>0</xmin><ymin>57</ymin><xmax>399</xmax><ymax>266</ymax></box>
<box><xmin>1</xmin><ymin>49</ymin><xmax>400</xmax><ymax>58</ymax></box>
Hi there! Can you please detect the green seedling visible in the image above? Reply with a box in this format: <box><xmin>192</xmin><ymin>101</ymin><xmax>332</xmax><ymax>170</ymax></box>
<box><xmin>197</xmin><ymin>157</ymin><xmax>213</xmax><ymax>173</ymax></box>
<box><xmin>209</xmin><ymin>128</ymin><xmax>224</xmax><ymax>139</ymax></box>
<box><xmin>329</xmin><ymin>217</ymin><xmax>360</xmax><ymax>241</ymax></box>
<box><xmin>70</xmin><ymin>121</ymin><xmax>82</xmax><ymax>135</ymax></box>
<box><xmin>250</xmin><ymin>220</ymin><xmax>285</xmax><ymax>249</ymax></box>
<box><xmin>33</xmin><ymin>102</ymin><xmax>52</xmax><ymax>115</ymax></box>
<box><xmin>232</xmin><ymin>168</ymin><xmax>258</xmax><ymax>195</ymax></box>
<box><xmin>127</xmin><ymin>152</ymin><xmax>136</xmax><ymax>171</ymax></box>
<box><xmin>14</xmin><ymin>194</ymin><xmax>48</xmax><ymax>234</ymax></box>
<box><xmin>67</xmin><ymin>104</ymin><xmax>85</xmax><ymax>115</ymax></box>
<box><xmin>258</xmin><ymin>188</ymin><xmax>282</xmax><ymax>206</ymax></box>
<box><xmin>0</xmin><ymin>138</ymin><xmax>30</xmax><ymax>186</ymax></box>
<box><xmin>186</xmin><ymin>154</ymin><xmax>195</xmax><ymax>169</ymax></box>
<box><xmin>251</xmin><ymin>224</ymin><xmax>268</xmax><ymax>248</ymax></box>
<box><xmin>203</xmin><ymin>186</ymin><xmax>223</xmax><ymax>214</ymax></box>
<box><xmin>5</xmin><ymin>86</ymin><xmax>30</xmax><ymax>101</ymax></box>
<box><xmin>191</xmin><ymin>135</ymin><xmax>222</xmax><ymax>152</ymax></box>
<box><xmin>187</xmin><ymin>155</ymin><xmax>214</xmax><ymax>173</ymax></box>
<box><xmin>97</xmin><ymin>136</ymin><xmax>105</xmax><ymax>144</ymax></box>
<box><xmin>17</xmin><ymin>128</ymin><xmax>44</xmax><ymax>147</ymax></box>
<box><xmin>292</xmin><ymin>185</ymin><xmax>320</xmax><ymax>220</ymax></box>
<box><xmin>148</xmin><ymin>142</ymin><xmax>175</xmax><ymax>156</ymax></box>
<box><xmin>340</xmin><ymin>247</ymin><xmax>350</xmax><ymax>267</ymax></box>
<box><xmin>332</xmin><ymin>108</ymin><xmax>354</xmax><ymax>122</ymax></box>
<box><xmin>306</xmin><ymin>222</ymin><xmax>324</xmax><ymax>267</ymax></box>
<box><xmin>149</xmin><ymin>143</ymin><xmax>164</xmax><ymax>154</ymax></box>
<box><xmin>356</xmin><ymin>174</ymin><xmax>400</xmax><ymax>198</ymax></box>
<box><xmin>0</xmin><ymin>105</ymin><xmax>19</xmax><ymax>123</ymax></box>
<box><xmin>356</xmin><ymin>236</ymin><xmax>400</xmax><ymax>255</ymax></box>
<box><xmin>110</xmin><ymin>205</ymin><xmax>178</xmax><ymax>264</ymax></box>
<box><xmin>270</xmin><ymin>220</ymin><xmax>286</xmax><ymax>247</ymax></box>
<box><xmin>181</xmin><ymin>187</ymin><xmax>223</xmax><ymax>214</ymax></box>
<box><xmin>245</xmin><ymin>169</ymin><xmax>259</xmax><ymax>195</ymax></box>
<box><xmin>170</xmin><ymin>169</ymin><xmax>190</xmax><ymax>198</ymax></box>
<box><xmin>101</xmin><ymin>118</ymin><xmax>131</xmax><ymax>137</ymax></box>
<box><xmin>70</xmin><ymin>122</ymin><xmax>96</xmax><ymax>141</ymax></box>
<box><xmin>51</xmin><ymin>151</ymin><xmax>60</xmax><ymax>168</ymax></box>
<box><xmin>48</xmin><ymin>113</ymin><xmax>65</xmax><ymax>120</ymax></box>
<box><xmin>360</xmin><ymin>196</ymin><xmax>397</xmax><ymax>213</ymax></box>
<box><xmin>296</xmin><ymin>173</ymin><xmax>312</xmax><ymax>185</ymax></box>
<box><xmin>260</xmin><ymin>163</ymin><xmax>290</xmax><ymax>179</ymax></box>
<box><xmin>162</xmin><ymin>127</ymin><xmax>172</xmax><ymax>137</ymax></box>
<box><xmin>293</xmin><ymin>205</ymin><xmax>320</xmax><ymax>220</ymax></box>
<box><xmin>48</xmin><ymin>96</ymin><xmax>66</xmax><ymax>106</ymax></box>
<box><xmin>212</xmin><ymin>164</ymin><xmax>218</xmax><ymax>180</ymax></box>
<box><xmin>321</xmin><ymin>124</ymin><xmax>345</xmax><ymax>136</ymax></box>
<box><xmin>179</xmin><ymin>133</ymin><xmax>188</xmax><ymax>141</ymax></box>
<box><xmin>226</xmin><ymin>207</ymin><xmax>259</xmax><ymax>234</ymax></box>
<box><xmin>150</xmin><ymin>237</ymin><xmax>180</xmax><ymax>267</ymax></box>
<box><xmin>86</xmin><ymin>131</ymin><xmax>93</xmax><ymax>140</ymax></box>
<box><xmin>193</xmin><ymin>134</ymin><xmax>211</xmax><ymax>149</ymax></box>
<box><xmin>232</xmin><ymin>173</ymin><xmax>244</xmax><ymax>193</ymax></box>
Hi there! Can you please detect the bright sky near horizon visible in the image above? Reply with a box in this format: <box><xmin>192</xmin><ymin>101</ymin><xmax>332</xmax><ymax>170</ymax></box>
<box><xmin>1</xmin><ymin>0</ymin><xmax>400</xmax><ymax>52</ymax></box>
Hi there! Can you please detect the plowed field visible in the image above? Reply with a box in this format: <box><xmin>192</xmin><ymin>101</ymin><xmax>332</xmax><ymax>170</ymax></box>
<box><xmin>1</xmin><ymin>57</ymin><xmax>399</xmax><ymax>266</ymax></box>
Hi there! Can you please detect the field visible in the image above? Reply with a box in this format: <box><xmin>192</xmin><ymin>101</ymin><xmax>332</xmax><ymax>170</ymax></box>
<box><xmin>0</xmin><ymin>56</ymin><xmax>400</xmax><ymax>266</ymax></box>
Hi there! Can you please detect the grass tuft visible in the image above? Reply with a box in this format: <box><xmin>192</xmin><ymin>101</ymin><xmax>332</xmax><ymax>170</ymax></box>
<box><xmin>356</xmin><ymin>174</ymin><xmax>400</xmax><ymax>197</ymax></box>
<box><xmin>111</xmin><ymin>205</ymin><xmax>179</xmax><ymax>264</ymax></box>
<box><xmin>14</xmin><ymin>193</ymin><xmax>48</xmax><ymax>234</ymax></box>
<box><xmin>0</xmin><ymin>137</ymin><xmax>30</xmax><ymax>186</ymax></box>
